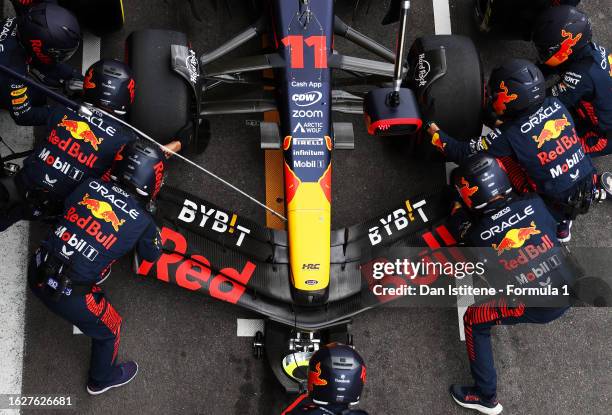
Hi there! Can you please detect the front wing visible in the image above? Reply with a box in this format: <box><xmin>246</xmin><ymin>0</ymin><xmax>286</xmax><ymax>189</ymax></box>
<box><xmin>135</xmin><ymin>186</ymin><xmax>458</xmax><ymax>330</ymax></box>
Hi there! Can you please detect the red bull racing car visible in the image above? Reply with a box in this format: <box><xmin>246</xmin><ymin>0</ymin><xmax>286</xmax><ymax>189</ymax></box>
<box><xmin>124</xmin><ymin>0</ymin><xmax>485</xmax><ymax>393</ymax></box>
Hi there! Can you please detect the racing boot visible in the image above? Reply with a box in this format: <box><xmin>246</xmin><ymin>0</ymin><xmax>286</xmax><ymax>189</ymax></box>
<box><xmin>450</xmin><ymin>384</ymin><xmax>503</xmax><ymax>415</ymax></box>
<box><xmin>87</xmin><ymin>361</ymin><xmax>138</xmax><ymax>395</ymax></box>
<box><xmin>557</xmin><ymin>220</ymin><xmax>573</xmax><ymax>243</ymax></box>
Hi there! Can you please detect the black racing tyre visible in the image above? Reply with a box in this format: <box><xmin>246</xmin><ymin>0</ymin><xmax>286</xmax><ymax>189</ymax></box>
<box><xmin>59</xmin><ymin>0</ymin><xmax>124</xmax><ymax>36</ymax></box>
<box><xmin>126</xmin><ymin>30</ymin><xmax>191</xmax><ymax>145</ymax></box>
<box><xmin>409</xmin><ymin>34</ymin><xmax>484</xmax><ymax>141</ymax></box>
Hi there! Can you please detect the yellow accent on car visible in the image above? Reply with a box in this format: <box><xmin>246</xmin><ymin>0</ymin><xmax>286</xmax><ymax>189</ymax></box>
<box><xmin>287</xmin><ymin>181</ymin><xmax>331</xmax><ymax>292</ymax></box>
<box><xmin>119</xmin><ymin>0</ymin><xmax>125</xmax><ymax>23</ymax></box>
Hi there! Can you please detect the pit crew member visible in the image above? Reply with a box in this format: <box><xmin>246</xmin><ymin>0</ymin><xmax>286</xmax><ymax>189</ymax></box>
<box><xmin>533</xmin><ymin>5</ymin><xmax>612</xmax><ymax>158</ymax></box>
<box><xmin>426</xmin><ymin>59</ymin><xmax>604</xmax><ymax>242</ymax></box>
<box><xmin>281</xmin><ymin>343</ymin><xmax>368</xmax><ymax>415</ymax></box>
<box><xmin>446</xmin><ymin>154</ymin><xmax>571</xmax><ymax>415</ymax></box>
<box><xmin>28</xmin><ymin>142</ymin><xmax>164</xmax><ymax>395</ymax></box>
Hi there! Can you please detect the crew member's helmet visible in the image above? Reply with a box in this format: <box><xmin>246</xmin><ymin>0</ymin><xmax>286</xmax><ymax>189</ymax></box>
<box><xmin>488</xmin><ymin>59</ymin><xmax>545</xmax><ymax>118</ymax></box>
<box><xmin>111</xmin><ymin>142</ymin><xmax>165</xmax><ymax>202</ymax></box>
<box><xmin>18</xmin><ymin>3</ymin><xmax>81</xmax><ymax>65</ymax></box>
<box><xmin>533</xmin><ymin>5</ymin><xmax>591</xmax><ymax>67</ymax></box>
<box><xmin>83</xmin><ymin>59</ymin><xmax>136</xmax><ymax>116</ymax></box>
<box><xmin>307</xmin><ymin>343</ymin><xmax>366</xmax><ymax>406</ymax></box>
<box><xmin>452</xmin><ymin>154</ymin><xmax>513</xmax><ymax>211</ymax></box>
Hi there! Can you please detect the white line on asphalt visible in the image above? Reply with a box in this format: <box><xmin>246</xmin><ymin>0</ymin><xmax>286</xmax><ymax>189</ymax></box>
<box><xmin>431</xmin><ymin>0</ymin><xmax>470</xmax><ymax>340</ymax></box>
<box><xmin>432</xmin><ymin>0</ymin><xmax>452</xmax><ymax>35</ymax></box>
<box><xmin>72</xmin><ymin>31</ymin><xmax>101</xmax><ymax>335</ymax></box>
<box><xmin>0</xmin><ymin>3</ymin><xmax>28</xmax><ymax>411</ymax></box>
<box><xmin>236</xmin><ymin>319</ymin><xmax>265</xmax><ymax>337</ymax></box>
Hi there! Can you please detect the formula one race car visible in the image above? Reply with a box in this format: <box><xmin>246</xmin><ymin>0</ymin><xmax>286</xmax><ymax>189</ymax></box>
<box><xmin>120</xmin><ymin>0</ymin><xmax>485</xmax><ymax>393</ymax></box>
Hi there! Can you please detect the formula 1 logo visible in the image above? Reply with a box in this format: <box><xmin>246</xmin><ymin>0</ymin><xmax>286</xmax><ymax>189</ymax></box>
<box><xmin>546</xmin><ymin>30</ymin><xmax>582</xmax><ymax>67</ymax></box>
<box><xmin>532</xmin><ymin>115</ymin><xmax>570</xmax><ymax>148</ymax></box>
<box><xmin>79</xmin><ymin>193</ymin><xmax>125</xmax><ymax>232</ymax></box>
<box><xmin>292</xmin><ymin>91</ymin><xmax>322</xmax><ymax>107</ymax></box>
<box><xmin>492</xmin><ymin>81</ymin><xmax>517</xmax><ymax>114</ymax></box>
<box><xmin>58</xmin><ymin>116</ymin><xmax>104</xmax><ymax>151</ymax></box>
<box><xmin>492</xmin><ymin>221</ymin><xmax>541</xmax><ymax>256</ymax></box>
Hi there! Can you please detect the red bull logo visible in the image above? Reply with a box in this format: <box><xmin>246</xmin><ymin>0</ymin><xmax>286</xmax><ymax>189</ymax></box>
<box><xmin>456</xmin><ymin>177</ymin><xmax>478</xmax><ymax>208</ymax></box>
<box><xmin>58</xmin><ymin>116</ymin><xmax>104</xmax><ymax>151</ymax></box>
<box><xmin>84</xmin><ymin>68</ymin><xmax>96</xmax><ymax>89</ymax></box>
<box><xmin>532</xmin><ymin>114</ymin><xmax>570</xmax><ymax>148</ymax></box>
<box><xmin>492</xmin><ymin>81</ymin><xmax>518</xmax><ymax>115</ymax></box>
<box><xmin>545</xmin><ymin>30</ymin><xmax>582</xmax><ymax>67</ymax></box>
<box><xmin>431</xmin><ymin>132</ymin><xmax>446</xmax><ymax>152</ymax></box>
<box><xmin>307</xmin><ymin>362</ymin><xmax>328</xmax><ymax>391</ymax></box>
<box><xmin>79</xmin><ymin>193</ymin><xmax>125</xmax><ymax>232</ymax></box>
<box><xmin>492</xmin><ymin>221</ymin><xmax>541</xmax><ymax>256</ymax></box>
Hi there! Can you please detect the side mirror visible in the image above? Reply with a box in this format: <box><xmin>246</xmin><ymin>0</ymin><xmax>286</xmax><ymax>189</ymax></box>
<box><xmin>363</xmin><ymin>87</ymin><xmax>422</xmax><ymax>136</ymax></box>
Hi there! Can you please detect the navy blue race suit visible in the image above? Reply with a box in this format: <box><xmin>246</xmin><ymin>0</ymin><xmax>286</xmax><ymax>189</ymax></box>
<box><xmin>28</xmin><ymin>176</ymin><xmax>161</xmax><ymax>384</ymax></box>
<box><xmin>0</xmin><ymin>14</ymin><xmax>81</xmax><ymax>126</ymax></box>
<box><xmin>0</xmin><ymin>105</ymin><xmax>137</xmax><ymax>231</ymax></box>
<box><xmin>448</xmin><ymin>193</ymin><xmax>571</xmax><ymax>400</ymax></box>
<box><xmin>550</xmin><ymin>43</ymin><xmax>612</xmax><ymax>157</ymax></box>
<box><xmin>282</xmin><ymin>394</ymin><xmax>368</xmax><ymax>415</ymax></box>
<box><xmin>433</xmin><ymin>97</ymin><xmax>596</xmax><ymax>221</ymax></box>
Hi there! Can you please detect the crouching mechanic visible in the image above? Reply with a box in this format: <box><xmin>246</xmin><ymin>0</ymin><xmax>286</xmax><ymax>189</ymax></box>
<box><xmin>0</xmin><ymin>2</ymin><xmax>82</xmax><ymax>126</ymax></box>
<box><xmin>446</xmin><ymin>154</ymin><xmax>572</xmax><ymax>414</ymax></box>
<box><xmin>533</xmin><ymin>6</ymin><xmax>612</xmax><ymax>158</ymax></box>
<box><xmin>0</xmin><ymin>58</ymin><xmax>188</xmax><ymax>231</ymax></box>
<box><xmin>28</xmin><ymin>142</ymin><xmax>164</xmax><ymax>395</ymax></box>
<box><xmin>0</xmin><ymin>59</ymin><xmax>137</xmax><ymax>232</ymax></box>
<box><xmin>426</xmin><ymin>59</ymin><xmax>606</xmax><ymax>242</ymax></box>
<box><xmin>281</xmin><ymin>343</ymin><xmax>368</xmax><ymax>415</ymax></box>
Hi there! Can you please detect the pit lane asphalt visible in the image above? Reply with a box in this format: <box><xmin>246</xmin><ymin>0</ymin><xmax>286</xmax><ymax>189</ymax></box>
<box><xmin>9</xmin><ymin>1</ymin><xmax>611</xmax><ymax>414</ymax></box>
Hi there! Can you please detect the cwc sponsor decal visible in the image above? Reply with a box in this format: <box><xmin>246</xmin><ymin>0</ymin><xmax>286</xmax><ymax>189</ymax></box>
<box><xmin>38</xmin><ymin>147</ymin><xmax>84</xmax><ymax>181</ymax></box>
<box><xmin>532</xmin><ymin>115</ymin><xmax>570</xmax><ymax>148</ymax></box>
<box><xmin>492</xmin><ymin>221</ymin><xmax>540</xmax><ymax>256</ymax></box>
<box><xmin>177</xmin><ymin>199</ymin><xmax>251</xmax><ymax>247</ymax></box>
<box><xmin>291</xmin><ymin>91</ymin><xmax>322</xmax><ymax>107</ymax></box>
<box><xmin>137</xmin><ymin>227</ymin><xmax>256</xmax><ymax>304</ymax></box>
<box><xmin>368</xmin><ymin>199</ymin><xmax>429</xmax><ymax>246</ymax></box>
<box><xmin>79</xmin><ymin>194</ymin><xmax>126</xmax><ymax>232</ymax></box>
<box><xmin>54</xmin><ymin>226</ymin><xmax>100</xmax><ymax>261</ymax></box>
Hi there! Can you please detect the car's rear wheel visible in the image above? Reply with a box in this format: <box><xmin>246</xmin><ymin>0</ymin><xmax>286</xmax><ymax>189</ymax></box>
<box><xmin>60</xmin><ymin>0</ymin><xmax>124</xmax><ymax>36</ymax></box>
<box><xmin>126</xmin><ymin>30</ymin><xmax>191</xmax><ymax>145</ymax></box>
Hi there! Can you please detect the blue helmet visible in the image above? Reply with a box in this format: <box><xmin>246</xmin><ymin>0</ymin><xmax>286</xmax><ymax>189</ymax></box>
<box><xmin>111</xmin><ymin>142</ymin><xmax>165</xmax><ymax>202</ymax></box>
<box><xmin>307</xmin><ymin>343</ymin><xmax>366</xmax><ymax>406</ymax></box>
